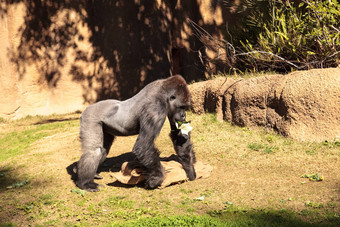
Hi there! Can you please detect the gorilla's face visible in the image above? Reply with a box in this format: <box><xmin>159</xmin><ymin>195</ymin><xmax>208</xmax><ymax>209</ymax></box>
<box><xmin>168</xmin><ymin>94</ymin><xmax>189</xmax><ymax>124</ymax></box>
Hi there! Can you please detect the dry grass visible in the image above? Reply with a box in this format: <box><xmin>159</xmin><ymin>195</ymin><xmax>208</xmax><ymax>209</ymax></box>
<box><xmin>0</xmin><ymin>112</ymin><xmax>339</xmax><ymax>226</ymax></box>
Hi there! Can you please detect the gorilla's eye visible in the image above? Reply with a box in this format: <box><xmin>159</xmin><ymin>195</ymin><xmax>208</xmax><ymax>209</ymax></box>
<box><xmin>170</xmin><ymin>95</ymin><xmax>176</xmax><ymax>101</ymax></box>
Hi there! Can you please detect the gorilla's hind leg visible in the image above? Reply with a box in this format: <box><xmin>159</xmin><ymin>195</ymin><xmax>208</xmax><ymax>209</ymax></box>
<box><xmin>76</xmin><ymin>148</ymin><xmax>103</xmax><ymax>192</ymax></box>
<box><xmin>95</xmin><ymin>133</ymin><xmax>114</xmax><ymax>179</ymax></box>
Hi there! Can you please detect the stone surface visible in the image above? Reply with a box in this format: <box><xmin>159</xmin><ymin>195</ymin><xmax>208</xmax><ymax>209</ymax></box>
<box><xmin>189</xmin><ymin>68</ymin><xmax>340</xmax><ymax>142</ymax></box>
<box><xmin>268</xmin><ymin>68</ymin><xmax>340</xmax><ymax>142</ymax></box>
<box><xmin>0</xmin><ymin>1</ymin><xmax>227</xmax><ymax>119</ymax></box>
<box><xmin>189</xmin><ymin>77</ymin><xmax>235</xmax><ymax>121</ymax></box>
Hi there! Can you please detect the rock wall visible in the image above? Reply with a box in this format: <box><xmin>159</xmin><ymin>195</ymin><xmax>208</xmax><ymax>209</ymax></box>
<box><xmin>0</xmin><ymin>3</ymin><xmax>85</xmax><ymax>118</ymax></box>
<box><xmin>189</xmin><ymin>68</ymin><xmax>340</xmax><ymax>142</ymax></box>
<box><xmin>0</xmin><ymin>0</ymin><xmax>227</xmax><ymax>119</ymax></box>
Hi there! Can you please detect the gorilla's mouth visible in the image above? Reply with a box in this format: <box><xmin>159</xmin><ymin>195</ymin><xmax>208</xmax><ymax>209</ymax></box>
<box><xmin>176</xmin><ymin>120</ymin><xmax>191</xmax><ymax>127</ymax></box>
<box><xmin>175</xmin><ymin>121</ymin><xmax>192</xmax><ymax>136</ymax></box>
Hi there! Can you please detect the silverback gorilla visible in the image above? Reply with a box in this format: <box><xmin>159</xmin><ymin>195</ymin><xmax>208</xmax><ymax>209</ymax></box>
<box><xmin>76</xmin><ymin>75</ymin><xmax>196</xmax><ymax>191</ymax></box>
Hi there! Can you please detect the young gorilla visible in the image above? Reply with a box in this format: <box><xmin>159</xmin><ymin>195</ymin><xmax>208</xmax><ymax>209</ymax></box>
<box><xmin>76</xmin><ymin>75</ymin><xmax>196</xmax><ymax>191</ymax></box>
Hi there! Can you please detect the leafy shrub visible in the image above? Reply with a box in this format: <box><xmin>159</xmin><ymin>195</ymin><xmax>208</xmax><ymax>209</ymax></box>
<box><xmin>224</xmin><ymin>0</ymin><xmax>340</xmax><ymax>72</ymax></box>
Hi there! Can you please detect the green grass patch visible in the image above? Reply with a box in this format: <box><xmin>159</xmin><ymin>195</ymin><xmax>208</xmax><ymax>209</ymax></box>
<box><xmin>110</xmin><ymin>215</ymin><xmax>229</xmax><ymax>227</ymax></box>
<box><xmin>0</xmin><ymin>120</ymin><xmax>77</xmax><ymax>162</ymax></box>
<box><xmin>248</xmin><ymin>143</ymin><xmax>277</xmax><ymax>154</ymax></box>
<box><xmin>106</xmin><ymin>208</ymin><xmax>340</xmax><ymax>227</ymax></box>
<box><xmin>0</xmin><ymin>128</ymin><xmax>49</xmax><ymax>162</ymax></box>
<box><xmin>208</xmin><ymin>206</ymin><xmax>340</xmax><ymax>227</ymax></box>
<box><xmin>248</xmin><ymin>143</ymin><xmax>264</xmax><ymax>151</ymax></box>
<box><xmin>0</xmin><ymin>112</ymin><xmax>339</xmax><ymax>226</ymax></box>
<box><xmin>100</xmin><ymin>196</ymin><xmax>134</xmax><ymax>209</ymax></box>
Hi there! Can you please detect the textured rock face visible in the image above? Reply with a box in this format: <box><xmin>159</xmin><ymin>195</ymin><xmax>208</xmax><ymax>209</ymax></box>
<box><xmin>189</xmin><ymin>77</ymin><xmax>235</xmax><ymax>121</ymax></box>
<box><xmin>223</xmin><ymin>74</ymin><xmax>282</xmax><ymax>127</ymax></box>
<box><xmin>270</xmin><ymin>68</ymin><xmax>340</xmax><ymax>141</ymax></box>
<box><xmin>0</xmin><ymin>1</ymin><xmax>226</xmax><ymax>119</ymax></box>
<box><xmin>189</xmin><ymin>68</ymin><xmax>340</xmax><ymax>142</ymax></box>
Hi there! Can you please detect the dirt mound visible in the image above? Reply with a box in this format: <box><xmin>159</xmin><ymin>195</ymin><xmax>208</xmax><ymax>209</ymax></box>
<box><xmin>189</xmin><ymin>68</ymin><xmax>340</xmax><ymax>142</ymax></box>
<box><xmin>189</xmin><ymin>77</ymin><xmax>235</xmax><ymax>121</ymax></box>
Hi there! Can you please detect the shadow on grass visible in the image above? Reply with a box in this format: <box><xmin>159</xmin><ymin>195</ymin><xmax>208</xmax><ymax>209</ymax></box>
<box><xmin>67</xmin><ymin>153</ymin><xmax>190</xmax><ymax>189</ymax></box>
<box><xmin>112</xmin><ymin>211</ymin><xmax>340</xmax><ymax>227</ymax></box>
<box><xmin>207</xmin><ymin>207</ymin><xmax>340</xmax><ymax>227</ymax></box>
<box><xmin>34</xmin><ymin>117</ymin><xmax>79</xmax><ymax>125</ymax></box>
<box><xmin>0</xmin><ymin>167</ymin><xmax>26</xmax><ymax>192</ymax></box>
<box><xmin>67</xmin><ymin>152</ymin><xmax>138</xmax><ymax>188</ymax></box>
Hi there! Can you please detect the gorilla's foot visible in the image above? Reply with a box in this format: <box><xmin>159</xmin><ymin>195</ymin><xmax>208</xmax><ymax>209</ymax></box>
<box><xmin>76</xmin><ymin>181</ymin><xmax>101</xmax><ymax>192</ymax></box>
<box><xmin>145</xmin><ymin>168</ymin><xmax>164</xmax><ymax>189</ymax></box>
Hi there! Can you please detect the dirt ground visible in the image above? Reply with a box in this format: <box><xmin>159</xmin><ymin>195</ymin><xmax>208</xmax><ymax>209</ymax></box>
<box><xmin>0</xmin><ymin>112</ymin><xmax>339</xmax><ymax>226</ymax></box>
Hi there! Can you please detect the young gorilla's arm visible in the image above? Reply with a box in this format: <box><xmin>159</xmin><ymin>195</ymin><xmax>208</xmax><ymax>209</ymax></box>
<box><xmin>169</xmin><ymin>124</ymin><xmax>196</xmax><ymax>181</ymax></box>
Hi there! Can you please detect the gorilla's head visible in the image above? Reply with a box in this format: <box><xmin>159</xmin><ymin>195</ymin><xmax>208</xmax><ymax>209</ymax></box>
<box><xmin>163</xmin><ymin>75</ymin><xmax>190</xmax><ymax>124</ymax></box>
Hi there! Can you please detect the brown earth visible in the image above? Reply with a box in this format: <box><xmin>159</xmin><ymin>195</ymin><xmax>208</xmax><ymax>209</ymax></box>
<box><xmin>0</xmin><ymin>113</ymin><xmax>339</xmax><ymax>226</ymax></box>
<box><xmin>189</xmin><ymin>68</ymin><xmax>340</xmax><ymax>142</ymax></box>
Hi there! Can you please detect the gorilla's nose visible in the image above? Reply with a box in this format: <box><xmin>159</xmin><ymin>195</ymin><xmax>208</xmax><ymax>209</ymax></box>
<box><xmin>181</xmin><ymin>113</ymin><xmax>186</xmax><ymax>121</ymax></box>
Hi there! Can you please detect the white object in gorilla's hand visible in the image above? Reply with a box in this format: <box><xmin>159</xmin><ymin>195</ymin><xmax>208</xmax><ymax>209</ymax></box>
<box><xmin>176</xmin><ymin>121</ymin><xmax>192</xmax><ymax>136</ymax></box>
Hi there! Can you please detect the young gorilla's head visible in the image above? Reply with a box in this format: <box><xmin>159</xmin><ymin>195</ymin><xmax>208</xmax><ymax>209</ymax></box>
<box><xmin>163</xmin><ymin>75</ymin><xmax>191</xmax><ymax>124</ymax></box>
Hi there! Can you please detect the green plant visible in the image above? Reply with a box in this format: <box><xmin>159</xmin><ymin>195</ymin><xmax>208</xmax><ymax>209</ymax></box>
<box><xmin>71</xmin><ymin>188</ymin><xmax>87</xmax><ymax>197</ymax></box>
<box><xmin>224</xmin><ymin>0</ymin><xmax>340</xmax><ymax>72</ymax></box>
<box><xmin>180</xmin><ymin>188</ymin><xmax>193</xmax><ymax>194</ymax></box>
<box><xmin>111</xmin><ymin>216</ymin><xmax>228</xmax><ymax>227</ymax></box>
<box><xmin>301</xmin><ymin>173</ymin><xmax>324</xmax><ymax>181</ymax></box>
<box><xmin>263</xmin><ymin>146</ymin><xmax>275</xmax><ymax>154</ymax></box>
<box><xmin>248</xmin><ymin>143</ymin><xmax>264</xmax><ymax>151</ymax></box>
<box><xmin>305</xmin><ymin>149</ymin><xmax>316</xmax><ymax>155</ymax></box>
<box><xmin>6</xmin><ymin>179</ymin><xmax>30</xmax><ymax>189</ymax></box>
<box><xmin>305</xmin><ymin>201</ymin><xmax>323</xmax><ymax>208</ymax></box>
<box><xmin>101</xmin><ymin>196</ymin><xmax>134</xmax><ymax>209</ymax></box>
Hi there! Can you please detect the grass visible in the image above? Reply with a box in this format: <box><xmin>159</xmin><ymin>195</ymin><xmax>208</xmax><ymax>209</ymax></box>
<box><xmin>0</xmin><ymin>114</ymin><xmax>79</xmax><ymax>162</ymax></box>
<box><xmin>0</xmin><ymin>112</ymin><xmax>339</xmax><ymax>226</ymax></box>
<box><xmin>0</xmin><ymin>122</ymin><xmax>73</xmax><ymax>162</ymax></box>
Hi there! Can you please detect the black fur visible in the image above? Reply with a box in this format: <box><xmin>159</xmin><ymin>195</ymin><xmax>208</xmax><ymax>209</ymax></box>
<box><xmin>170</xmin><ymin>128</ymin><xmax>196</xmax><ymax>181</ymax></box>
<box><xmin>76</xmin><ymin>75</ymin><xmax>196</xmax><ymax>191</ymax></box>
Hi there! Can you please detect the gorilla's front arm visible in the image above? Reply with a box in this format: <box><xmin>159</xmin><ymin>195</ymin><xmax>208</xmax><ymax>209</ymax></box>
<box><xmin>170</xmin><ymin>125</ymin><xmax>196</xmax><ymax>181</ymax></box>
